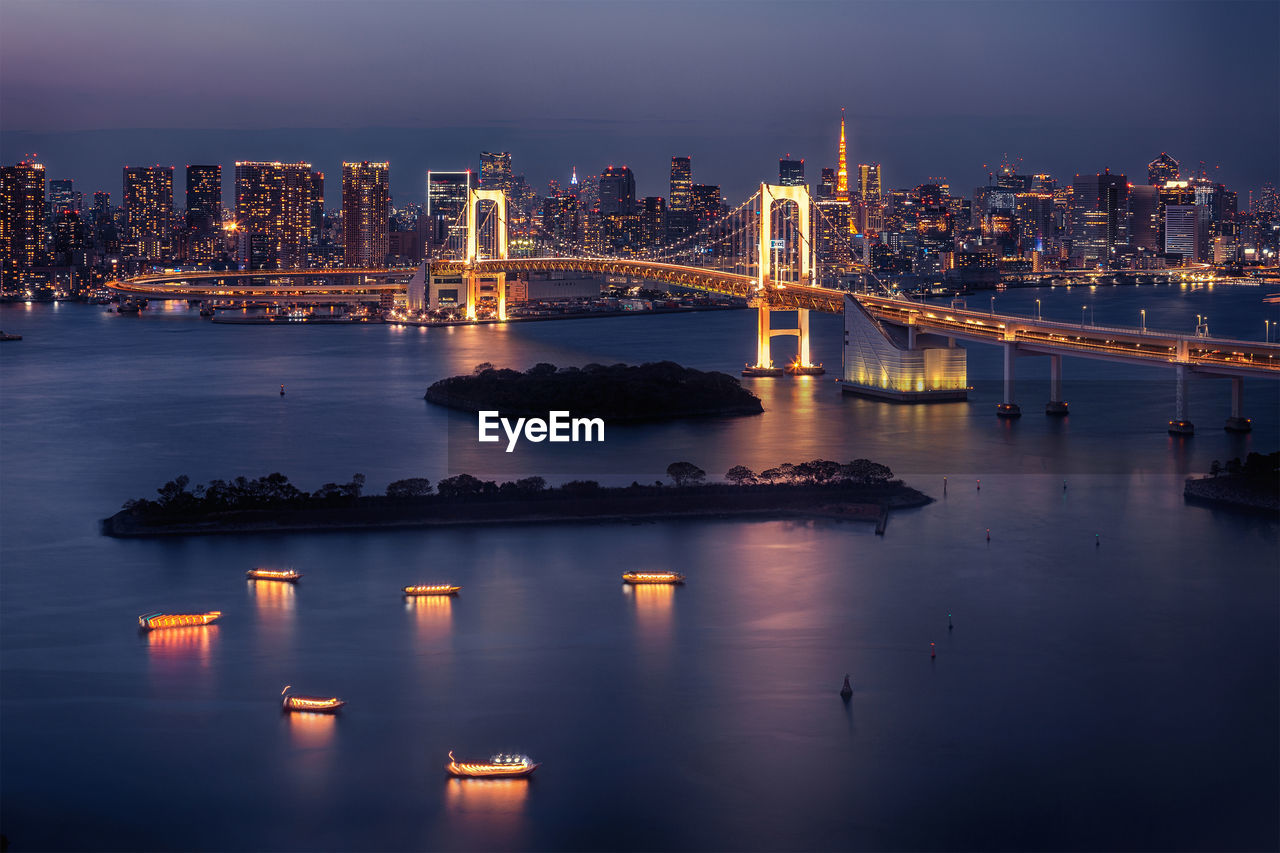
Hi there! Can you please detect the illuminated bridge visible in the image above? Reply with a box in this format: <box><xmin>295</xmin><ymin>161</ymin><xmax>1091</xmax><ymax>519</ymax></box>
<box><xmin>109</xmin><ymin>183</ymin><xmax>1278</xmax><ymax>434</ymax></box>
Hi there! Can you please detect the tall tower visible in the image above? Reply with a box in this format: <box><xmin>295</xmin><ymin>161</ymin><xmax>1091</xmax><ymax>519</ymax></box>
<box><xmin>123</xmin><ymin>166</ymin><xmax>174</xmax><ymax>262</ymax></box>
<box><xmin>234</xmin><ymin>161</ymin><xmax>313</xmax><ymax>269</ymax></box>
<box><xmin>185</xmin><ymin>165</ymin><xmax>222</xmax><ymax>262</ymax></box>
<box><xmin>341</xmin><ymin>161</ymin><xmax>390</xmax><ymax>268</ymax></box>
<box><xmin>1</xmin><ymin>160</ymin><xmax>46</xmax><ymax>291</ymax></box>
<box><xmin>836</xmin><ymin>108</ymin><xmax>850</xmax><ymax>203</ymax></box>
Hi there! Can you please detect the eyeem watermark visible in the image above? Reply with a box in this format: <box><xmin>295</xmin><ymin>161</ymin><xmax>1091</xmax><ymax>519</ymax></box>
<box><xmin>478</xmin><ymin>411</ymin><xmax>605</xmax><ymax>452</ymax></box>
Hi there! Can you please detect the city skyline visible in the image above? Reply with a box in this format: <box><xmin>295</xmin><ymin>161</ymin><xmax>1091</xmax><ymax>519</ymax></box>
<box><xmin>2</xmin><ymin>0</ymin><xmax>1277</xmax><ymax>205</ymax></box>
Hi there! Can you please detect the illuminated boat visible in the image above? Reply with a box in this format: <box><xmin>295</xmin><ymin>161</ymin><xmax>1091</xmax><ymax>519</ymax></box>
<box><xmin>246</xmin><ymin>568</ymin><xmax>302</xmax><ymax>582</ymax></box>
<box><xmin>138</xmin><ymin>611</ymin><xmax>221</xmax><ymax>630</ymax></box>
<box><xmin>403</xmin><ymin>584</ymin><xmax>461</xmax><ymax>596</ymax></box>
<box><xmin>281</xmin><ymin>685</ymin><xmax>344</xmax><ymax>713</ymax></box>
<box><xmin>621</xmin><ymin>571</ymin><xmax>685</xmax><ymax>585</ymax></box>
<box><xmin>446</xmin><ymin>751</ymin><xmax>539</xmax><ymax>778</ymax></box>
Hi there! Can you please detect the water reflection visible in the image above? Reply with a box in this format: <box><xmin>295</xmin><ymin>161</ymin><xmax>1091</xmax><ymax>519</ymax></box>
<box><xmin>444</xmin><ymin>777</ymin><xmax>529</xmax><ymax>844</ymax></box>
<box><xmin>405</xmin><ymin>594</ymin><xmax>453</xmax><ymax>643</ymax></box>
<box><xmin>249</xmin><ymin>579</ymin><xmax>297</xmax><ymax>646</ymax></box>
<box><xmin>287</xmin><ymin>710</ymin><xmax>336</xmax><ymax>749</ymax></box>
<box><xmin>145</xmin><ymin>625</ymin><xmax>217</xmax><ymax>667</ymax></box>
<box><xmin>626</xmin><ymin>582</ymin><xmax>675</xmax><ymax>639</ymax></box>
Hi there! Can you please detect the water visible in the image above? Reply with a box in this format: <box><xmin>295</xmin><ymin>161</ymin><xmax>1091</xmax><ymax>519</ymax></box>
<box><xmin>2</xmin><ymin>284</ymin><xmax>1277</xmax><ymax>851</ymax></box>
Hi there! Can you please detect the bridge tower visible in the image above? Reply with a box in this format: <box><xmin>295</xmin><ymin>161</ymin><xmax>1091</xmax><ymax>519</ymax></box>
<box><xmin>465</xmin><ymin>188</ymin><xmax>508</xmax><ymax>321</ymax></box>
<box><xmin>744</xmin><ymin>183</ymin><xmax>823</xmax><ymax>376</ymax></box>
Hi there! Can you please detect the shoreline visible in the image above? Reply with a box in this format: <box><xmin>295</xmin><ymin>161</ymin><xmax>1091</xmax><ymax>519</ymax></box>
<box><xmin>102</xmin><ymin>484</ymin><xmax>933</xmax><ymax>539</ymax></box>
<box><xmin>1183</xmin><ymin>475</ymin><xmax>1279</xmax><ymax>515</ymax></box>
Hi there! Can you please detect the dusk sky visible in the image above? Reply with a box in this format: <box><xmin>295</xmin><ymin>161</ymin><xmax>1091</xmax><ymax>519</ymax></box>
<box><xmin>2</xmin><ymin>0</ymin><xmax>1277</xmax><ymax>207</ymax></box>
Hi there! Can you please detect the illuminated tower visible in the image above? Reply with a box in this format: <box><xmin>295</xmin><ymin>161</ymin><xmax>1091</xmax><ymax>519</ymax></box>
<box><xmin>185</xmin><ymin>165</ymin><xmax>222</xmax><ymax>262</ymax></box>
<box><xmin>836</xmin><ymin>109</ymin><xmax>849</xmax><ymax>203</ymax></box>
<box><xmin>1</xmin><ymin>160</ymin><xmax>46</xmax><ymax>291</ymax></box>
<box><xmin>341</xmin><ymin>161</ymin><xmax>390</xmax><ymax>267</ymax></box>
<box><xmin>123</xmin><ymin>165</ymin><xmax>174</xmax><ymax>262</ymax></box>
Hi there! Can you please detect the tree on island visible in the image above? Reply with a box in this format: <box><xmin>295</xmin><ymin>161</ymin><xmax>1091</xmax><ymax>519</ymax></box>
<box><xmin>387</xmin><ymin>478</ymin><xmax>433</xmax><ymax>499</ymax></box>
<box><xmin>436</xmin><ymin>473</ymin><xmax>485</xmax><ymax>498</ymax></box>
<box><xmin>666</xmin><ymin>462</ymin><xmax>706</xmax><ymax>487</ymax></box>
<box><xmin>725</xmin><ymin>465</ymin><xmax>757</xmax><ymax>485</ymax></box>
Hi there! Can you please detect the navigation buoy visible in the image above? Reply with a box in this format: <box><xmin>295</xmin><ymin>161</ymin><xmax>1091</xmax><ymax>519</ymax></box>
<box><xmin>1063</xmin><ymin>480</ymin><xmax>1068</xmax><ymax>491</ymax></box>
<box><xmin>930</xmin><ymin>642</ymin><xmax>936</xmax><ymax>659</ymax></box>
<box><xmin>976</xmin><ymin>479</ymin><xmax>981</xmax><ymax>491</ymax></box>
<box><xmin>948</xmin><ymin>613</ymin><xmax>953</xmax><ymax>630</ymax></box>
<box><xmin>280</xmin><ymin>385</ymin><xmax>285</xmax><ymax>396</ymax></box>
<box><xmin>943</xmin><ymin>476</ymin><xmax>948</xmax><ymax>495</ymax></box>
<box><xmin>986</xmin><ymin>527</ymin><xmax>990</xmax><ymax>542</ymax></box>
<box><xmin>840</xmin><ymin>674</ymin><xmax>852</xmax><ymax>700</ymax></box>
<box><xmin>1095</xmin><ymin>533</ymin><xmax>1100</xmax><ymax>547</ymax></box>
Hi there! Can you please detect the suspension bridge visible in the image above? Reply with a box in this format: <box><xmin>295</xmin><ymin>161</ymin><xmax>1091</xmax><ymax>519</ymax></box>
<box><xmin>108</xmin><ymin>183</ymin><xmax>1279</xmax><ymax>434</ymax></box>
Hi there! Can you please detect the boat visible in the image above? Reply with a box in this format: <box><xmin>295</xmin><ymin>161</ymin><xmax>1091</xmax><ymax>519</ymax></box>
<box><xmin>403</xmin><ymin>584</ymin><xmax>461</xmax><ymax>596</ymax></box>
<box><xmin>116</xmin><ymin>298</ymin><xmax>142</xmax><ymax>314</ymax></box>
<box><xmin>621</xmin><ymin>571</ymin><xmax>685</xmax><ymax>585</ymax></box>
<box><xmin>281</xmin><ymin>685</ymin><xmax>344</xmax><ymax>713</ymax></box>
<box><xmin>246</xmin><ymin>568</ymin><xmax>301</xmax><ymax>582</ymax></box>
<box><xmin>446</xmin><ymin>751</ymin><xmax>539</xmax><ymax>778</ymax></box>
<box><xmin>138</xmin><ymin>611</ymin><xmax>221</xmax><ymax>630</ymax></box>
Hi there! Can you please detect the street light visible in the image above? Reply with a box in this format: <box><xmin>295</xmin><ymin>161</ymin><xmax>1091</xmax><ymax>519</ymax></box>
<box><xmin>1035</xmin><ymin>298</ymin><xmax>1041</xmax><ymax>320</ymax></box>
<box><xmin>1081</xmin><ymin>305</ymin><xmax>1087</xmax><ymax>326</ymax></box>
<box><xmin>1267</xmin><ymin>319</ymin><xmax>1272</xmax><ymax>343</ymax></box>
<box><xmin>1140</xmin><ymin>308</ymin><xmax>1146</xmax><ymax>333</ymax></box>
<box><xmin>990</xmin><ymin>295</ymin><xmax>995</xmax><ymax>315</ymax></box>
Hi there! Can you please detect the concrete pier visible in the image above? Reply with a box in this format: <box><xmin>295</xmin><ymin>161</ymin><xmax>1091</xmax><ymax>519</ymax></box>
<box><xmin>1168</xmin><ymin>364</ymin><xmax>1194</xmax><ymax>435</ymax></box>
<box><xmin>997</xmin><ymin>342</ymin><xmax>1021</xmax><ymax>417</ymax></box>
<box><xmin>1045</xmin><ymin>354</ymin><xmax>1069</xmax><ymax>415</ymax></box>
<box><xmin>1225</xmin><ymin>377</ymin><xmax>1252</xmax><ymax>432</ymax></box>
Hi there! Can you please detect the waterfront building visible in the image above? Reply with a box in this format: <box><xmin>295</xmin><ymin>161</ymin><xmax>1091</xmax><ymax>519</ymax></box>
<box><xmin>426</xmin><ymin>170</ymin><xmax>471</xmax><ymax>253</ymax></box>
<box><xmin>123</xmin><ymin>165</ymin><xmax>174</xmax><ymax>263</ymax></box>
<box><xmin>1</xmin><ymin>161</ymin><xmax>46</xmax><ymax>290</ymax></box>
<box><xmin>185</xmin><ymin>165</ymin><xmax>222</xmax><ymax>263</ymax></box>
<box><xmin>1070</xmin><ymin>170</ymin><xmax>1128</xmax><ymax>267</ymax></box>
<box><xmin>234</xmin><ymin>161</ymin><xmax>314</xmax><ymax>269</ymax></box>
<box><xmin>341</xmin><ymin>161</ymin><xmax>390</xmax><ymax>267</ymax></box>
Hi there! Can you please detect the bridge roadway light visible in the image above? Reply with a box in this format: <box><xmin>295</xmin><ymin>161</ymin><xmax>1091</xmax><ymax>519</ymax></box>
<box><xmin>1081</xmin><ymin>305</ymin><xmax>1086</xmax><ymax>326</ymax></box>
<box><xmin>1035</xmin><ymin>298</ymin><xmax>1041</xmax><ymax>320</ymax></box>
<box><xmin>1141</xmin><ymin>308</ymin><xmax>1146</xmax><ymax>333</ymax></box>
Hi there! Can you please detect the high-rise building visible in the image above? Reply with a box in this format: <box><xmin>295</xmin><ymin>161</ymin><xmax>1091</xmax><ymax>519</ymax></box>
<box><xmin>1163</xmin><ymin>204</ymin><xmax>1199</xmax><ymax>261</ymax></box>
<box><xmin>53</xmin><ymin>209</ymin><xmax>88</xmax><ymax>268</ymax></box>
<box><xmin>541</xmin><ymin>193</ymin><xmax>580</xmax><ymax>250</ymax></box>
<box><xmin>1</xmin><ymin>161</ymin><xmax>46</xmax><ymax>290</ymax></box>
<box><xmin>480</xmin><ymin>152</ymin><xmax>513</xmax><ymax>193</ymax></box>
<box><xmin>857</xmin><ymin>164</ymin><xmax>882</xmax><ymax>232</ymax></box>
<box><xmin>1148</xmin><ymin>153</ymin><xmax>1179</xmax><ymax>186</ymax></box>
<box><xmin>426</xmin><ymin>170</ymin><xmax>472</xmax><ymax>251</ymax></box>
<box><xmin>1070</xmin><ymin>170</ymin><xmax>1128</xmax><ymax>267</ymax></box>
<box><xmin>185</xmin><ymin>165</ymin><xmax>222</xmax><ymax>262</ymax></box>
<box><xmin>818</xmin><ymin>168</ymin><xmax>837</xmax><ymax>201</ymax></box>
<box><xmin>599</xmin><ymin>166</ymin><xmax>635</xmax><ymax>216</ymax></box>
<box><xmin>1129</xmin><ymin>184</ymin><xmax>1160</xmax><ymax>253</ymax></box>
<box><xmin>123</xmin><ymin>166</ymin><xmax>174</xmax><ymax>262</ymax></box>
<box><xmin>640</xmin><ymin>196</ymin><xmax>666</xmax><ymax>248</ymax></box>
<box><xmin>835</xmin><ymin>109</ymin><xmax>850</xmax><ymax>203</ymax></box>
<box><xmin>666</xmin><ymin>156</ymin><xmax>693</xmax><ymax>244</ymax></box>
<box><xmin>234</xmin><ymin>161</ymin><xmax>313</xmax><ymax>269</ymax></box>
<box><xmin>341</xmin><ymin>161</ymin><xmax>390</xmax><ymax>267</ymax></box>
<box><xmin>778</xmin><ymin>157</ymin><xmax>805</xmax><ymax>187</ymax></box>
<box><xmin>49</xmin><ymin>179</ymin><xmax>78</xmax><ymax>215</ymax></box>
<box><xmin>310</xmin><ymin>171</ymin><xmax>326</xmax><ymax>239</ymax></box>
<box><xmin>691</xmin><ymin>184</ymin><xmax>722</xmax><ymax>228</ymax></box>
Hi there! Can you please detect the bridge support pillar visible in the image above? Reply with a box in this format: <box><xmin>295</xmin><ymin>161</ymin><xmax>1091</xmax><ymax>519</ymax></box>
<box><xmin>743</xmin><ymin>302</ymin><xmax>783</xmax><ymax>376</ymax></box>
<box><xmin>1169</xmin><ymin>364</ymin><xmax>1194</xmax><ymax>435</ymax></box>
<box><xmin>1045</xmin><ymin>354</ymin><xmax>1068</xmax><ymax>415</ymax></box>
<box><xmin>997</xmin><ymin>342</ymin><xmax>1021</xmax><ymax>418</ymax></box>
<box><xmin>1225</xmin><ymin>377</ymin><xmax>1251</xmax><ymax>432</ymax></box>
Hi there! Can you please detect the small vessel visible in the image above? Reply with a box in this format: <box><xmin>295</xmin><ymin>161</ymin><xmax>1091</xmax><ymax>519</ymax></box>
<box><xmin>281</xmin><ymin>685</ymin><xmax>344</xmax><ymax>713</ymax></box>
<box><xmin>247</xmin><ymin>568</ymin><xmax>301</xmax><ymax>582</ymax></box>
<box><xmin>138</xmin><ymin>611</ymin><xmax>221</xmax><ymax>630</ymax></box>
<box><xmin>621</xmin><ymin>571</ymin><xmax>685</xmax><ymax>585</ymax></box>
<box><xmin>447</xmin><ymin>751</ymin><xmax>539</xmax><ymax>778</ymax></box>
<box><xmin>840</xmin><ymin>675</ymin><xmax>853</xmax><ymax>699</ymax></box>
<box><xmin>403</xmin><ymin>584</ymin><xmax>461</xmax><ymax>596</ymax></box>
<box><xmin>116</xmin><ymin>298</ymin><xmax>142</xmax><ymax>315</ymax></box>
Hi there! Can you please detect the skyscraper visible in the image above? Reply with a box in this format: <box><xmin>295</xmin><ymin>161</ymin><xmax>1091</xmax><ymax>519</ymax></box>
<box><xmin>480</xmin><ymin>152</ymin><xmax>513</xmax><ymax>193</ymax></box>
<box><xmin>1070</xmin><ymin>170</ymin><xmax>1128</xmax><ymax>267</ymax></box>
<box><xmin>1128</xmin><ymin>184</ymin><xmax>1160</xmax><ymax>253</ymax></box>
<box><xmin>341</xmin><ymin>161</ymin><xmax>390</xmax><ymax>267</ymax></box>
<box><xmin>234</xmin><ymin>161</ymin><xmax>313</xmax><ymax>269</ymax></box>
<box><xmin>49</xmin><ymin>179</ymin><xmax>78</xmax><ymax>214</ymax></box>
<box><xmin>426</xmin><ymin>170</ymin><xmax>471</xmax><ymax>251</ymax></box>
<box><xmin>1</xmin><ymin>161</ymin><xmax>46</xmax><ymax>291</ymax></box>
<box><xmin>858</xmin><ymin>164</ymin><xmax>882</xmax><ymax>231</ymax></box>
<box><xmin>778</xmin><ymin>157</ymin><xmax>805</xmax><ymax>187</ymax></box>
<box><xmin>640</xmin><ymin>196</ymin><xmax>667</xmax><ymax>247</ymax></box>
<box><xmin>691</xmin><ymin>184</ymin><xmax>721</xmax><ymax>227</ymax></box>
<box><xmin>185</xmin><ymin>165</ymin><xmax>222</xmax><ymax>262</ymax></box>
<box><xmin>599</xmin><ymin>166</ymin><xmax>636</xmax><ymax>216</ymax></box>
<box><xmin>818</xmin><ymin>168</ymin><xmax>837</xmax><ymax>200</ymax></box>
<box><xmin>123</xmin><ymin>166</ymin><xmax>174</xmax><ymax>262</ymax></box>
<box><xmin>668</xmin><ymin>156</ymin><xmax>693</xmax><ymax>244</ymax></box>
<box><xmin>1148</xmin><ymin>153</ymin><xmax>1179</xmax><ymax>186</ymax></box>
<box><xmin>1163</xmin><ymin>204</ymin><xmax>1199</xmax><ymax>260</ymax></box>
